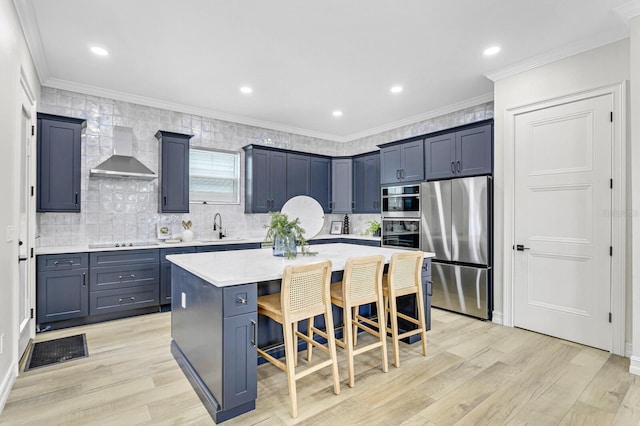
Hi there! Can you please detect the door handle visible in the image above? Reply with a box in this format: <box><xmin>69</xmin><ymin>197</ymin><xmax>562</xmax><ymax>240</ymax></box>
<box><xmin>18</xmin><ymin>256</ymin><xmax>28</xmax><ymax>262</ymax></box>
<box><xmin>396</xmin><ymin>170</ymin><xmax>400</xmax><ymax>179</ymax></box>
<box><xmin>401</xmin><ymin>169</ymin><xmax>405</xmax><ymax>179</ymax></box>
<box><xmin>451</xmin><ymin>162</ymin><xmax>455</xmax><ymax>173</ymax></box>
<box><xmin>515</xmin><ymin>244</ymin><xmax>530</xmax><ymax>251</ymax></box>
<box><xmin>456</xmin><ymin>161</ymin><xmax>461</xmax><ymax>172</ymax></box>
<box><xmin>251</xmin><ymin>319</ymin><xmax>257</xmax><ymax>347</ymax></box>
<box><xmin>163</xmin><ymin>195</ymin><xmax>167</xmax><ymax>206</ymax></box>
<box><xmin>82</xmin><ymin>272</ymin><xmax>86</xmax><ymax>287</ymax></box>
<box><xmin>75</xmin><ymin>192</ymin><xmax>78</xmax><ymax>206</ymax></box>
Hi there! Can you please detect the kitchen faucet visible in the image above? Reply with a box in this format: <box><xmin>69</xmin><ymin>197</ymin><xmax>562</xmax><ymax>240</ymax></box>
<box><xmin>213</xmin><ymin>213</ymin><xmax>224</xmax><ymax>239</ymax></box>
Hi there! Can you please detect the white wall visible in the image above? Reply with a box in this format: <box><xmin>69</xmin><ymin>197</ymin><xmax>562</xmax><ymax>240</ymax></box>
<box><xmin>629</xmin><ymin>15</ymin><xmax>640</xmax><ymax>374</ymax></box>
<box><xmin>0</xmin><ymin>0</ymin><xmax>40</xmax><ymax>412</ymax></box>
<box><xmin>493</xmin><ymin>39</ymin><xmax>631</xmax><ymax>342</ymax></box>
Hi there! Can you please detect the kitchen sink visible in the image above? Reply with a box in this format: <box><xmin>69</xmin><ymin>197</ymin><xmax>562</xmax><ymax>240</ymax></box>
<box><xmin>196</xmin><ymin>237</ymin><xmax>247</xmax><ymax>243</ymax></box>
<box><xmin>88</xmin><ymin>242</ymin><xmax>160</xmax><ymax>249</ymax></box>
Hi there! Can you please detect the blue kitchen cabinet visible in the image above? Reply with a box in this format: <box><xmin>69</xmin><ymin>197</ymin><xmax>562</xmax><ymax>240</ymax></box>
<box><xmin>286</xmin><ymin>152</ymin><xmax>310</xmax><ymax>200</ymax></box>
<box><xmin>196</xmin><ymin>242</ymin><xmax>261</xmax><ymax>253</ymax></box>
<box><xmin>244</xmin><ymin>146</ymin><xmax>287</xmax><ymax>213</ymax></box>
<box><xmin>160</xmin><ymin>246</ymin><xmax>196</xmax><ymax>305</ymax></box>
<box><xmin>331</xmin><ymin>158</ymin><xmax>352</xmax><ymax>213</ymax></box>
<box><xmin>89</xmin><ymin>249</ymin><xmax>160</xmax><ymax>315</ymax></box>
<box><xmin>309</xmin><ymin>155</ymin><xmax>331</xmax><ymax>212</ymax></box>
<box><xmin>36</xmin><ymin>253</ymin><xmax>89</xmax><ymax>323</ymax></box>
<box><xmin>156</xmin><ymin>131</ymin><xmax>193</xmax><ymax>213</ymax></box>
<box><xmin>171</xmin><ymin>269</ymin><xmax>257</xmax><ymax>423</ymax></box>
<box><xmin>380</xmin><ymin>139</ymin><xmax>424</xmax><ymax>184</ymax></box>
<box><xmin>425</xmin><ymin>122</ymin><xmax>492</xmax><ymax>180</ymax></box>
<box><xmin>353</xmin><ymin>152</ymin><xmax>380</xmax><ymax>213</ymax></box>
<box><xmin>37</xmin><ymin>113</ymin><xmax>84</xmax><ymax>212</ymax></box>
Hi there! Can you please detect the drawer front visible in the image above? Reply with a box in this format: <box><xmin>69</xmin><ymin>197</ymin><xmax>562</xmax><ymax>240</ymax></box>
<box><xmin>90</xmin><ymin>249</ymin><xmax>159</xmax><ymax>267</ymax></box>
<box><xmin>196</xmin><ymin>242</ymin><xmax>261</xmax><ymax>253</ymax></box>
<box><xmin>422</xmin><ymin>258</ymin><xmax>432</xmax><ymax>278</ymax></box>
<box><xmin>90</xmin><ymin>285</ymin><xmax>159</xmax><ymax>315</ymax></box>
<box><xmin>160</xmin><ymin>246</ymin><xmax>196</xmax><ymax>262</ymax></box>
<box><xmin>223</xmin><ymin>284</ymin><xmax>257</xmax><ymax>317</ymax></box>
<box><xmin>37</xmin><ymin>253</ymin><xmax>88</xmax><ymax>271</ymax></box>
<box><xmin>90</xmin><ymin>264</ymin><xmax>160</xmax><ymax>291</ymax></box>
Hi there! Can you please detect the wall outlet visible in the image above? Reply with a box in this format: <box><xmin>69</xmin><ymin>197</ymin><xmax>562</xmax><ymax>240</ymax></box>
<box><xmin>6</xmin><ymin>225</ymin><xmax>13</xmax><ymax>242</ymax></box>
<box><xmin>0</xmin><ymin>333</ymin><xmax>4</xmax><ymax>355</ymax></box>
<box><xmin>181</xmin><ymin>292</ymin><xmax>186</xmax><ymax>309</ymax></box>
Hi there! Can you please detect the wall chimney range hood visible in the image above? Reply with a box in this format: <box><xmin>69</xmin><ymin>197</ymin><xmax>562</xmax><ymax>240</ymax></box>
<box><xmin>90</xmin><ymin>126</ymin><xmax>157</xmax><ymax>179</ymax></box>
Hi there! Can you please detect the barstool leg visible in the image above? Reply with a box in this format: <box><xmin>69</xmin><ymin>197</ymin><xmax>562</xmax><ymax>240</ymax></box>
<box><xmin>389</xmin><ymin>294</ymin><xmax>401</xmax><ymax>368</ymax></box>
<box><xmin>293</xmin><ymin>321</ymin><xmax>299</xmax><ymax>367</ymax></box>
<box><xmin>283</xmin><ymin>319</ymin><xmax>299</xmax><ymax>418</ymax></box>
<box><xmin>416</xmin><ymin>288</ymin><xmax>428</xmax><ymax>356</ymax></box>
<box><xmin>343</xmin><ymin>303</ymin><xmax>356</xmax><ymax>388</ymax></box>
<box><xmin>306</xmin><ymin>317</ymin><xmax>314</xmax><ymax>362</ymax></box>
<box><xmin>352</xmin><ymin>306</ymin><xmax>359</xmax><ymax>346</ymax></box>
<box><xmin>376</xmin><ymin>297</ymin><xmax>389</xmax><ymax>373</ymax></box>
<box><xmin>324</xmin><ymin>307</ymin><xmax>341</xmax><ymax>395</ymax></box>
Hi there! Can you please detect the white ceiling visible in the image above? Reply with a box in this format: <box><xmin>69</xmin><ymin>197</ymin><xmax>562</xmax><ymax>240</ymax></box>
<box><xmin>17</xmin><ymin>0</ymin><xmax>632</xmax><ymax>142</ymax></box>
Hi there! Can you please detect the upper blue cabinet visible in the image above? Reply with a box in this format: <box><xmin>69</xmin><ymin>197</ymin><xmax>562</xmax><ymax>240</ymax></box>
<box><xmin>353</xmin><ymin>152</ymin><xmax>380</xmax><ymax>213</ymax></box>
<box><xmin>156</xmin><ymin>131</ymin><xmax>193</xmax><ymax>213</ymax></box>
<box><xmin>380</xmin><ymin>139</ymin><xmax>424</xmax><ymax>184</ymax></box>
<box><xmin>37</xmin><ymin>113</ymin><xmax>85</xmax><ymax>212</ymax></box>
<box><xmin>425</xmin><ymin>123</ymin><xmax>492</xmax><ymax>180</ymax></box>
<box><xmin>244</xmin><ymin>145</ymin><xmax>287</xmax><ymax>213</ymax></box>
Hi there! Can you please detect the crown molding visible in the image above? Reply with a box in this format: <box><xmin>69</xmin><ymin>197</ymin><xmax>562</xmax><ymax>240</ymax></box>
<box><xmin>44</xmin><ymin>78</ymin><xmax>347</xmax><ymax>142</ymax></box>
<box><xmin>12</xmin><ymin>0</ymin><xmax>49</xmax><ymax>82</ymax></box>
<box><xmin>615</xmin><ymin>0</ymin><xmax>640</xmax><ymax>23</ymax></box>
<box><xmin>342</xmin><ymin>92</ymin><xmax>494</xmax><ymax>142</ymax></box>
<box><xmin>45</xmin><ymin>78</ymin><xmax>494</xmax><ymax>144</ymax></box>
<box><xmin>484</xmin><ymin>29</ymin><xmax>629</xmax><ymax>82</ymax></box>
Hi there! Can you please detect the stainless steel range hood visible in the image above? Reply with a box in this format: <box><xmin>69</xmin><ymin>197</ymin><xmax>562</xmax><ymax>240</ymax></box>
<box><xmin>90</xmin><ymin>126</ymin><xmax>157</xmax><ymax>179</ymax></box>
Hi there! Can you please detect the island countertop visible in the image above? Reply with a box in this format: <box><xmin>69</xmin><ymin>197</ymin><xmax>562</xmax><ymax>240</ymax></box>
<box><xmin>167</xmin><ymin>243</ymin><xmax>435</xmax><ymax>287</ymax></box>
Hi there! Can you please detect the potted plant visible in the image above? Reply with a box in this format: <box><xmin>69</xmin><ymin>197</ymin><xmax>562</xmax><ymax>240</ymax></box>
<box><xmin>264</xmin><ymin>212</ymin><xmax>316</xmax><ymax>259</ymax></box>
<box><xmin>364</xmin><ymin>219</ymin><xmax>381</xmax><ymax>237</ymax></box>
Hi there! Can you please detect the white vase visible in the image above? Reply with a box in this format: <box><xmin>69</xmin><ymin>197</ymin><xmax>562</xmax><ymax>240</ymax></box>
<box><xmin>181</xmin><ymin>229</ymin><xmax>194</xmax><ymax>242</ymax></box>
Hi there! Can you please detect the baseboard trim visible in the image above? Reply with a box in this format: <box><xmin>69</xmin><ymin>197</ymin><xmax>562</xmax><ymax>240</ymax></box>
<box><xmin>0</xmin><ymin>361</ymin><xmax>18</xmax><ymax>415</ymax></box>
<box><xmin>626</xmin><ymin>342</ymin><xmax>633</xmax><ymax>358</ymax></box>
<box><xmin>492</xmin><ymin>311</ymin><xmax>504</xmax><ymax>325</ymax></box>
<box><xmin>629</xmin><ymin>356</ymin><xmax>640</xmax><ymax>376</ymax></box>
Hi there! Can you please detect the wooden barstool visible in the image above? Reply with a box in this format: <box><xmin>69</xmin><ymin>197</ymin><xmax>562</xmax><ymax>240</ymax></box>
<box><xmin>256</xmin><ymin>260</ymin><xmax>340</xmax><ymax>418</ymax></box>
<box><xmin>383</xmin><ymin>251</ymin><xmax>428</xmax><ymax>367</ymax></box>
<box><xmin>329</xmin><ymin>255</ymin><xmax>388</xmax><ymax>387</ymax></box>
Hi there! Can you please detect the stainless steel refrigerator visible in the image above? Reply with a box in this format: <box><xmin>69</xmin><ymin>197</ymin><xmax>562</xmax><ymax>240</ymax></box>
<box><xmin>420</xmin><ymin>176</ymin><xmax>492</xmax><ymax>320</ymax></box>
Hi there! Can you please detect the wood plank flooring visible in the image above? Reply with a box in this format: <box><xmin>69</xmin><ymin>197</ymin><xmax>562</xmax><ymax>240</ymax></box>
<box><xmin>1</xmin><ymin>309</ymin><xmax>638</xmax><ymax>425</ymax></box>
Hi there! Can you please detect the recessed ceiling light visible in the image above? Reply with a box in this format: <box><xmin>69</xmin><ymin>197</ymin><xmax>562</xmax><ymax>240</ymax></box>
<box><xmin>240</xmin><ymin>86</ymin><xmax>253</xmax><ymax>94</ymax></box>
<box><xmin>483</xmin><ymin>46</ymin><xmax>501</xmax><ymax>56</ymax></box>
<box><xmin>390</xmin><ymin>85</ymin><xmax>403</xmax><ymax>93</ymax></box>
<box><xmin>90</xmin><ymin>46</ymin><xmax>109</xmax><ymax>56</ymax></box>
<box><xmin>332</xmin><ymin>110</ymin><xmax>343</xmax><ymax>117</ymax></box>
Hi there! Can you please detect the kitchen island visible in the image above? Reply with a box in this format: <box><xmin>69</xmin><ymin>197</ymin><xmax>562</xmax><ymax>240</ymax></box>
<box><xmin>167</xmin><ymin>243</ymin><xmax>434</xmax><ymax>423</ymax></box>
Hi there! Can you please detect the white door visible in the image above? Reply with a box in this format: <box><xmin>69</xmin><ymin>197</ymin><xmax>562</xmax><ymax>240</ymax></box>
<box><xmin>18</xmin><ymin>102</ymin><xmax>35</xmax><ymax>357</ymax></box>
<box><xmin>513</xmin><ymin>93</ymin><xmax>612</xmax><ymax>351</ymax></box>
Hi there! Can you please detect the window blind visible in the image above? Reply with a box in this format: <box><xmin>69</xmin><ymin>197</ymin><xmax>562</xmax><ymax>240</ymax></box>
<box><xmin>189</xmin><ymin>148</ymin><xmax>240</xmax><ymax>204</ymax></box>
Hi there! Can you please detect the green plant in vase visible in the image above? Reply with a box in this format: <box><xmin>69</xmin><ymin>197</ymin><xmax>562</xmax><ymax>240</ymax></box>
<box><xmin>264</xmin><ymin>211</ymin><xmax>316</xmax><ymax>259</ymax></box>
<box><xmin>364</xmin><ymin>219</ymin><xmax>381</xmax><ymax>236</ymax></box>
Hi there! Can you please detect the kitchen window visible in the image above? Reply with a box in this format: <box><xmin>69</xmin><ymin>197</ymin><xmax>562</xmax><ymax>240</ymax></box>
<box><xmin>189</xmin><ymin>147</ymin><xmax>240</xmax><ymax>204</ymax></box>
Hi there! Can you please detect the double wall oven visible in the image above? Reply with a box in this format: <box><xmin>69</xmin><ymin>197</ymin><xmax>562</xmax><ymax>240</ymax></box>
<box><xmin>381</xmin><ymin>184</ymin><xmax>420</xmax><ymax>249</ymax></box>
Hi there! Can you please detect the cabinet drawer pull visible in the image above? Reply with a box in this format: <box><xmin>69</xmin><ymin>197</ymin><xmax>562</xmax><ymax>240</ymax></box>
<box><xmin>396</xmin><ymin>170</ymin><xmax>400</xmax><ymax>179</ymax></box>
<box><xmin>163</xmin><ymin>195</ymin><xmax>167</xmax><ymax>206</ymax></box>
<box><xmin>251</xmin><ymin>319</ymin><xmax>257</xmax><ymax>347</ymax></box>
<box><xmin>118</xmin><ymin>297</ymin><xmax>135</xmax><ymax>303</ymax></box>
<box><xmin>457</xmin><ymin>160</ymin><xmax>461</xmax><ymax>172</ymax></box>
<box><xmin>82</xmin><ymin>272</ymin><xmax>86</xmax><ymax>287</ymax></box>
<box><xmin>451</xmin><ymin>162</ymin><xmax>455</xmax><ymax>173</ymax></box>
<box><xmin>54</xmin><ymin>260</ymin><xmax>74</xmax><ymax>266</ymax></box>
<box><xmin>75</xmin><ymin>192</ymin><xmax>78</xmax><ymax>206</ymax></box>
<box><xmin>237</xmin><ymin>297</ymin><xmax>247</xmax><ymax>305</ymax></box>
<box><xmin>118</xmin><ymin>274</ymin><xmax>136</xmax><ymax>280</ymax></box>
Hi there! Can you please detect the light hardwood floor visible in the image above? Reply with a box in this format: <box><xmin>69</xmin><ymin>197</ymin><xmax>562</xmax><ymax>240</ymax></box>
<box><xmin>1</xmin><ymin>309</ymin><xmax>639</xmax><ymax>425</ymax></box>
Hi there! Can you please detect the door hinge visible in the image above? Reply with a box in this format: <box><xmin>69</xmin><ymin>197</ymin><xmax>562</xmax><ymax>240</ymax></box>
<box><xmin>31</xmin><ymin>125</ymin><xmax>34</xmax><ymax>136</ymax></box>
<box><xmin>609</xmin><ymin>312</ymin><xmax>612</xmax><ymax>323</ymax></box>
<box><xmin>610</xmin><ymin>112</ymin><xmax>613</xmax><ymax>122</ymax></box>
<box><xmin>610</xmin><ymin>246</ymin><xmax>613</xmax><ymax>256</ymax></box>
<box><xmin>30</xmin><ymin>308</ymin><xmax>34</xmax><ymax>319</ymax></box>
<box><xmin>610</xmin><ymin>179</ymin><xmax>613</xmax><ymax>189</ymax></box>
<box><xmin>30</xmin><ymin>247</ymin><xmax>34</xmax><ymax>258</ymax></box>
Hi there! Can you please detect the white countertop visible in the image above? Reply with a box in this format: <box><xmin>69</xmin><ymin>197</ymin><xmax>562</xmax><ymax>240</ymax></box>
<box><xmin>34</xmin><ymin>234</ymin><xmax>381</xmax><ymax>255</ymax></box>
<box><xmin>167</xmin><ymin>243</ymin><xmax>435</xmax><ymax>287</ymax></box>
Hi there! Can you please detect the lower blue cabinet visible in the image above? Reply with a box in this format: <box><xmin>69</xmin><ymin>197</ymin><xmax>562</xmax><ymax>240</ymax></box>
<box><xmin>36</xmin><ymin>253</ymin><xmax>88</xmax><ymax>323</ymax></box>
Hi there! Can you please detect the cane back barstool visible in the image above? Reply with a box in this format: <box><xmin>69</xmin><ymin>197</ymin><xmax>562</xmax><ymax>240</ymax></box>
<box><xmin>383</xmin><ymin>251</ymin><xmax>428</xmax><ymax>367</ymax></box>
<box><xmin>328</xmin><ymin>255</ymin><xmax>388</xmax><ymax>387</ymax></box>
<box><xmin>256</xmin><ymin>260</ymin><xmax>340</xmax><ymax>418</ymax></box>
